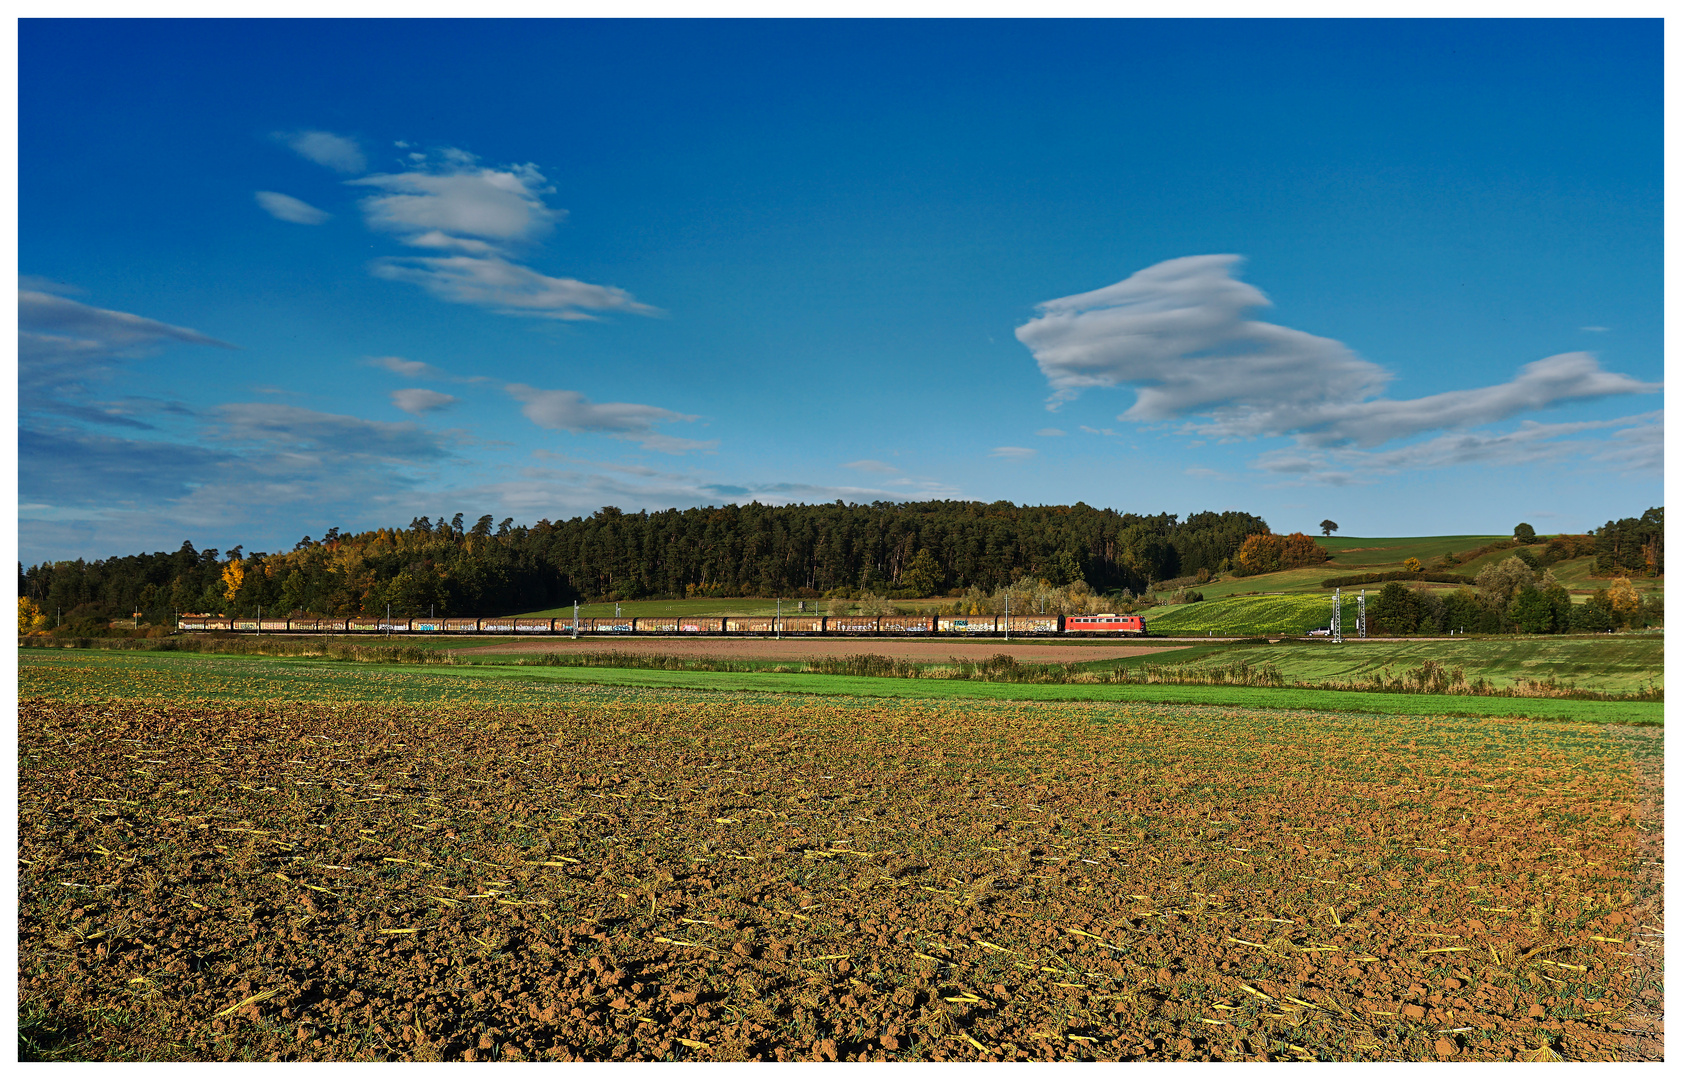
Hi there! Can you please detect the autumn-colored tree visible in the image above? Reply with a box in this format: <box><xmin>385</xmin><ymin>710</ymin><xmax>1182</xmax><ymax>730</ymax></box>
<box><xmin>1280</xmin><ymin>532</ymin><xmax>1332</xmax><ymax>569</ymax></box>
<box><xmin>220</xmin><ymin>557</ymin><xmax>246</xmax><ymax>601</ymax></box>
<box><xmin>1403</xmin><ymin>557</ymin><xmax>1423</xmax><ymax>573</ymax></box>
<box><xmin>1608</xmin><ymin>576</ymin><xmax>1641</xmax><ymax>617</ymax></box>
<box><xmin>1236</xmin><ymin>533</ymin><xmax>1286</xmax><ymax>576</ymax></box>
<box><xmin>18</xmin><ymin>597</ymin><xmax>47</xmax><ymax>634</ymax></box>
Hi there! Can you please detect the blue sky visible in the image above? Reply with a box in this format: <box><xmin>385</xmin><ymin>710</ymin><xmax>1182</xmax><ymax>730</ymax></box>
<box><xmin>18</xmin><ymin>18</ymin><xmax>1662</xmax><ymax>565</ymax></box>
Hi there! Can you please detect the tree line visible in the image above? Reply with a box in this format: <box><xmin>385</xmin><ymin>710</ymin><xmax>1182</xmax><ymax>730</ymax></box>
<box><xmin>1368</xmin><ymin>556</ymin><xmax>1661</xmax><ymax>636</ymax></box>
<box><xmin>19</xmin><ymin>501</ymin><xmax>1272</xmax><ymax>627</ymax></box>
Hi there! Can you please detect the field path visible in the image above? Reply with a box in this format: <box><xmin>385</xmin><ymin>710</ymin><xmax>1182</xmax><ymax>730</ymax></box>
<box><xmin>449</xmin><ymin>637</ymin><xmax>1189</xmax><ymax>662</ymax></box>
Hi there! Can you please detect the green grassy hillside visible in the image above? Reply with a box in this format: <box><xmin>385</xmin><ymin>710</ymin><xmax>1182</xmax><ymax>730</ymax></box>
<box><xmin>1140</xmin><ymin>594</ymin><xmax>1356</xmax><ymax>636</ymax></box>
<box><xmin>1159</xmin><ymin>636</ymin><xmax>1662</xmax><ymax>694</ymax></box>
<box><xmin>1318</xmin><ymin>535</ymin><xmax>1505</xmax><ymax>567</ymax></box>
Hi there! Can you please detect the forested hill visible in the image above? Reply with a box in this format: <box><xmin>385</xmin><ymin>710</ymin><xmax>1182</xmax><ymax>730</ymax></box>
<box><xmin>21</xmin><ymin>501</ymin><xmax>1270</xmax><ymax>621</ymax></box>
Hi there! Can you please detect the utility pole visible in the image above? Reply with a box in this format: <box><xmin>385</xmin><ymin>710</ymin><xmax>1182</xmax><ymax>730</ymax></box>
<box><xmin>257</xmin><ymin>605</ymin><xmax>261</xmax><ymax>637</ymax></box>
<box><xmin>387</xmin><ymin>603</ymin><xmax>392</xmax><ymax>639</ymax></box>
<box><xmin>777</xmin><ymin>597</ymin><xmax>782</xmax><ymax>640</ymax></box>
<box><xmin>572</xmin><ymin>600</ymin><xmax>579</xmax><ymax>640</ymax></box>
<box><xmin>1004</xmin><ymin>593</ymin><xmax>1010</xmax><ymax>641</ymax></box>
<box><xmin>1358</xmin><ymin>590</ymin><xmax>1367</xmax><ymax>638</ymax></box>
<box><xmin>1331</xmin><ymin>588</ymin><xmax>1343</xmax><ymax>644</ymax></box>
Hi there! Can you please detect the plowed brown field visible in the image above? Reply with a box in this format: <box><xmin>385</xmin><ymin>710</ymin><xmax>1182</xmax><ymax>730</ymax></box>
<box><xmin>450</xmin><ymin>638</ymin><xmax>1185</xmax><ymax>662</ymax></box>
<box><xmin>18</xmin><ymin>692</ymin><xmax>1661</xmax><ymax>1062</ymax></box>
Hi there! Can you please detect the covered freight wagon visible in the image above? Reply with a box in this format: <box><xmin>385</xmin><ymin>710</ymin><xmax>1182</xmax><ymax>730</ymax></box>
<box><xmin>179</xmin><ymin>615</ymin><xmax>231</xmax><ymax>631</ymax></box>
<box><xmin>678</xmin><ymin>617</ymin><xmax>724</xmax><ymax>633</ymax></box>
<box><xmin>825</xmin><ymin>616</ymin><xmax>880</xmax><ymax>633</ymax></box>
<box><xmin>878</xmin><ymin>615</ymin><xmax>934</xmax><ymax>633</ymax></box>
<box><xmin>1000</xmin><ymin>615</ymin><xmax>1061</xmax><ymax>634</ymax></box>
<box><xmin>723</xmin><ymin>617</ymin><xmax>776</xmax><ymax>633</ymax></box>
<box><xmin>938</xmin><ymin>615</ymin><xmax>996</xmax><ymax>633</ymax></box>
<box><xmin>778</xmin><ymin>616</ymin><xmax>824</xmax><ymax>634</ymax></box>
<box><xmin>635</xmin><ymin>617</ymin><xmax>681</xmax><ymax>633</ymax></box>
<box><xmin>444</xmin><ymin>618</ymin><xmax>480</xmax><ymax>632</ymax></box>
<box><xmin>514</xmin><ymin>618</ymin><xmax>554</xmax><ymax>633</ymax></box>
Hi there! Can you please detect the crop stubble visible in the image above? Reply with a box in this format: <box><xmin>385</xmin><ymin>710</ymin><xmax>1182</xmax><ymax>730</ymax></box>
<box><xmin>17</xmin><ymin>688</ymin><xmax>1661</xmax><ymax>1062</ymax></box>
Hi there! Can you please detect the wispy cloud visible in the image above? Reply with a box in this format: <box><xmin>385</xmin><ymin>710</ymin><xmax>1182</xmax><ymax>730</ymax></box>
<box><xmin>391</xmin><ymin>388</ymin><xmax>456</xmax><ymax>415</ymax></box>
<box><xmin>208</xmin><ymin>403</ymin><xmax>453</xmax><ymax>462</ymax></box>
<box><xmin>841</xmin><ymin>459</ymin><xmax>900</xmax><ymax>474</ymax></box>
<box><xmin>279</xmin><ymin>129</ymin><xmax>366</xmax><ymax>174</ymax></box>
<box><xmin>20</xmin><ymin>426</ymin><xmax>234</xmax><ymax>506</ymax></box>
<box><xmin>1253</xmin><ymin>411</ymin><xmax>1663</xmax><ymax>485</ymax></box>
<box><xmin>1581</xmin><ymin>325</ymin><xmax>1609</xmax><ymax>332</ymax></box>
<box><xmin>255</xmin><ymin>190</ymin><xmax>329</xmax><ymax>224</ymax></box>
<box><xmin>366</xmin><ymin>355</ymin><xmax>447</xmax><ymax>379</ymax></box>
<box><xmin>346</xmin><ymin>148</ymin><xmax>658</xmax><ymax>321</ymax></box>
<box><xmin>1018</xmin><ymin>255</ymin><xmax>1661</xmax><ymax>474</ymax></box>
<box><xmin>990</xmin><ymin>446</ymin><xmax>1036</xmax><ymax>460</ymax></box>
<box><xmin>505</xmin><ymin>384</ymin><xmax>712</xmax><ymax>454</ymax></box>
<box><xmin>370</xmin><ymin>255</ymin><xmax>656</xmax><ymax>320</ymax></box>
<box><xmin>19</xmin><ymin>289</ymin><xmax>237</xmax><ymax>426</ymax></box>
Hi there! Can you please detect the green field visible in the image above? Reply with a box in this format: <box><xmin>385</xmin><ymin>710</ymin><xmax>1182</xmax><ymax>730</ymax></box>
<box><xmin>18</xmin><ymin>647</ymin><xmax>1661</xmax><ymax>726</ymax></box>
<box><xmin>1317</xmin><ymin>534</ymin><xmax>1506</xmax><ymax>566</ymax></box>
<box><xmin>1157</xmin><ymin>635</ymin><xmax>1662</xmax><ymax>694</ymax></box>
<box><xmin>1138</xmin><ymin>593</ymin><xmax>1356</xmax><ymax>636</ymax></box>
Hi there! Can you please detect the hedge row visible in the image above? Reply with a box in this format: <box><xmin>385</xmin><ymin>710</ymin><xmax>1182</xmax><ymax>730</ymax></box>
<box><xmin>1319</xmin><ymin>571</ymin><xmax>1476</xmax><ymax>589</ymax></box>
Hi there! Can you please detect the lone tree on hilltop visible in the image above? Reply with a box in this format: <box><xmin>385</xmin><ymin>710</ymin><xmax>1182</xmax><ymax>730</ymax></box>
<box><xmin>1514</xmin><ymin>522</ymin><xmax>1537</xmax><ymax>544</ymax></box>
<box><xmin>1320</xmin><ymin>520</ymin><xmax>1339</xmax><ymax>537</ymax></box>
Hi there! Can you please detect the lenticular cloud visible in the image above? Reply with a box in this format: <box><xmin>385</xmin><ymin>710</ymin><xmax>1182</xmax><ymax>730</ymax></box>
<box><xmin>1016</xmin><ymin>254</ymin><xmax>1388</xmax><ymax>429</ymax></box>
<box><xmin>1016</xmin><ymin>255</ymin><xmax>1660</xmax><ymax>448</ymax></box>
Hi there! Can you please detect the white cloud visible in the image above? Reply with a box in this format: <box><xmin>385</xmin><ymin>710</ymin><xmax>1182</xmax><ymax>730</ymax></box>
<box><xmin>255</xmin><ymin>190</ymin><xmax>329</xmax><ymax>225</ymax></box>
<box><xmin>1252</xmin><ymin>411</ymin><xmax>1663</xmax><ymax>485</ymax></box>
<box><xmin>841</xmin><ymin>459</ymin><xmax>900</xmax><ymax>474</ymax></box>
<box><xmin>990</xmin><ymin>446</ymin><xmax>1036</xmax><ymax>460</ymax></box>
<box><xmin>1289</xmin><ymin>352</ymin><xmax>1659</xmax><ymax>448</ymax></box>
<box><xmin>371</xmin><ymin>255</ymin><xmax>657</xmax><ymax>320</ymax></box>
<box><xmin>350</xmin><ymin>163</ymin><xmax>558</xmax><ymax>245</ymax></box>
<box><xmin>345</xmin><ymin>149</ymin><xmax>658</xmax><ymax>320</ymax></box>
<box><xmin>280</xmin><ymin>130</ymin><xmax>366</xmax><ymax>174</ymax></box>
<box><xmin>366</xmin><ymin>355</ymin><xmax>446</xmax><ymax>379</ymax></box>
<box><xmin>392</xmin><ymin>388</ymin><xmax>457</xmax><ymax>415</ymax></box>
<box><xmin>1018</xmin><ymin>254</ymin><xmax>1661</xmax><ymax>455</ymax></box>
<box><xmin>1581</xmin><ymin>326</ymin><xmax>1609</xmax><ymax>332</ymax></box>
<box><xmin>1035</xmin><ymin>428</ymin><xmax>1066</xmax><ymax>437</ymax></box>
<box><xmin>505</xmin><ymin>384</ymin><xmax>710</xmax><ymax>453</ymax></box>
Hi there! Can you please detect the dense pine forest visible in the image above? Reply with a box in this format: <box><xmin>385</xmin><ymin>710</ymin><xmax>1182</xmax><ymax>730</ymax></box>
<box><xmin>20</xmin><ymin>502</ymin><xmax>1274</xmax><ymax>625</ymax></box>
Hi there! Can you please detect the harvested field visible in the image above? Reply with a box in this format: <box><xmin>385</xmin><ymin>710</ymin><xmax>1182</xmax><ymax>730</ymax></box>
<box><xmin>449</xmin><ymin>638</ymin><xmax>1187</xmax><ymax>663</ymax></box>
<box><xmin>17</xmin><ymin>686</ymin><xmax>1661</xmax><ymax>1062</ymax></box>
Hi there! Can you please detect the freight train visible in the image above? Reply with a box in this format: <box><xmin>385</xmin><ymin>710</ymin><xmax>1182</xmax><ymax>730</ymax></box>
<box><xmin>176</xmin><ymin>612</ymin><xmax>1149</xmax><ymax>637</ymax></box>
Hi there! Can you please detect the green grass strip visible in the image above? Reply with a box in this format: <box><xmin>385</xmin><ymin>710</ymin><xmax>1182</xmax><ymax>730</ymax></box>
<box><xmin>384</xmin><ymin>660</ymin><xmax>1661</xmax><ymax>724</ymax></box>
